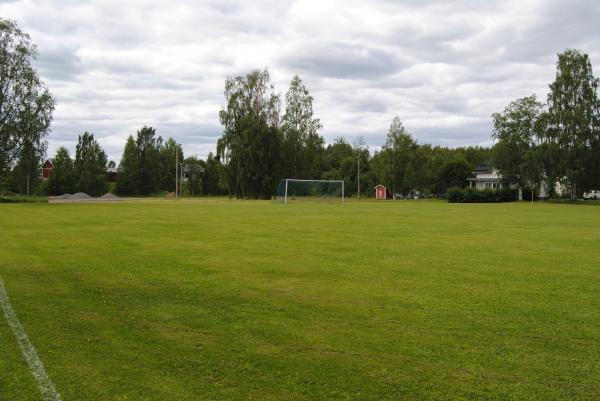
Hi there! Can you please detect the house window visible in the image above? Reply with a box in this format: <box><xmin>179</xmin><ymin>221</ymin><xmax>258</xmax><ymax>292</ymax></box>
<box><xmin>484</xmin><ymin>182</ymin><xmax>492</xmax><ymax>189</ymax></box>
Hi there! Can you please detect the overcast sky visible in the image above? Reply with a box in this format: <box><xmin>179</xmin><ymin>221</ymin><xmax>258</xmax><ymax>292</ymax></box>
<box><xmin>2</xmin><ymin>0</ymin><xmax>600</xmax><ymax>161</ymax></box>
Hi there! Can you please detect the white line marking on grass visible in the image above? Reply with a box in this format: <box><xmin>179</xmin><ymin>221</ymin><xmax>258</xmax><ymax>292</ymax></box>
<box><xmin>0</xmin><ymin>278</ymin><xmax>62</xmax><ymax>401</ymax></box>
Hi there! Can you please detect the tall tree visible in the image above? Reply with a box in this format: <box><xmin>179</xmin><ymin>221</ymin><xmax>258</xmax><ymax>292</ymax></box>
<box><xmin>351</xmin><ymin>136</ymin><xmax>372</xmax><ymax>196</ymax></box>
<box><xmin>438</xmin><ymin>159</ymin><xmax>474</xmax><ymax>191</ymax></box>
<box><xmin>0</xmin><ymin>19</ymin><xmax>54</xmax><ymax>190</ymax></box>
<box><xmin>10</xmin><ymin>138</ymin><xmax>46</xmax><ymax>194</ymax></box>
<box><xmin>47</xmin><ymin>147</ymin><xmax>74</xmax><ymax>195</ymax></box>
<box><xmin>116</xmin><ymin>135</ymin><xmax>139</xmax><ymax>195</ymax></box>
<box><xmin>323</xmin><ymin>137</ymin><xmax>354</xmax><ymax>184</ymax></box>
<box><xmin>281</xmin><ymin>75</ymin><xmax>324</xmax><ymax>179</ymax></box>
<box><xmin>202</xmin><ymin>152</ymin><xmax>223</xmax><ymax>195</ymax></box>
<box><xmin>183</xmin><ymin>156</ymin><xmax>204</xmax><ymax>195</ymax></box>
<box><xmin>546</xmin><ymin>49</ymin><xmax>600</xmax><ymax>199</ymax></box>
<box><xmin>159</xmin><ymin>137</ymin><xmax>183</xmax><ymax>193</ymax></box>
<box><xmin>217</xmin><ymin>69</ymin><xmax>281</xmax><ymax>199</ymax></box>
<box><xmin>134</xmin><ymin>126</ymin><xmax>163</xmax><ymax>195</ymax></box>
<box><xmin>74</xmin><ymin>132</ymin><xmax>107</xmax><ymax>196</ymax></box>
<box><xmin>378</xmin><ymin>117</ymin><xmax>418</xmax><ymax>195</ymax></box>
<box><xmin>492</xmin><ymin>95</ymin><xmax>545</xmax><ymax>191</ymax></box>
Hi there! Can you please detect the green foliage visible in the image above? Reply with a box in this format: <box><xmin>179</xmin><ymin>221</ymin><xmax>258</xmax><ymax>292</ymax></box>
<box><xmin>159</xmin><ymin>137</ymin><xmax>183</xmax><ymax>192</ymax></box>
<box><xmin>183</xmin><ymin>156</ymin><xmax>204</xmax><ymax>195</ymax></box>
<box><xmin>489</xmin><ymin>50</ymin><xmax>600</xmax><ymax>200</ymax></box>
<box><xmin>379</xmin><ymin>117</ymin><xmax>419</xmax><ymax>194</ymax></box>
<box><xmin>321</xmin><ymin>137</ymin><xmax>354</xmax><ymax>193</ymax></box>
<box><xmin>371</xmin><ymin>117</ymin><xmax>436</xmax><ymax>195</ymax></box>
<box><xmin>47</xmin><ymin>147</ymin><xmax>74</xmax><ymax>195</ymax></box>
<box><xmin>447</xmin><ymin>186</ymin><xmax>464</xmax><ymax>202</ymax></box>
<box><xmin>447</xmin><ymin>186</ymin><xmax>518</xmax><ymax>203</ymax></box>
<box><xmin>201</xmin><ymin>152</ymin><xmax>225</xmax><ymax>195</ymax></box>
<box><xmin>74</xmin><ymin>132</ymin><xmax>108</xmax><ymax>196</ymax></box>
<box><xmin>217</xmin><ymin>69</ymin><xmax>282</xmax><ymax>199</ymax></box>
<box><xmin>492</xmin><ymin>95</ymin><xmax>545</xmax><ymax>190</ymax></box>
<box><xmin>0</xmin><ymin>19</ymin><xmax>54</xmax><ymax>189</ymax></box>
<box><xmin>116</xmin><ymin>136</ymin><xmax>139</xmax><ymax>195</ymax></box>
<box><xmin>438</xmin><ymin>159</ymin><xmax>474</xmax><ymax>191</ymax></box>
<box><xmin>116</xmin><ymin>130</ymin><xmax>182</xmax><ymax>196</ymax></box>
<box><xmin>134</xmin><ymin>126</ymin><xmax>163</xmax><ymax>195</ymax></box>
<box><xmin>545</xmin><ymin>49</ymin><xmax>600</xmax><ymax>199</ymax></box>
<box><xmin>281</xmin><ymin>75</ymin><xmax>324</xmax><ymax>179</ymax></box>
<box><xmin>10</xmin><ymin>139</ymin><xmax>45</xmax><ymax>195</ymax></box>
<box><xmin>0</xmin><ymin>194</ymin><xmax>47</xmax><ymax>203</ymax></box>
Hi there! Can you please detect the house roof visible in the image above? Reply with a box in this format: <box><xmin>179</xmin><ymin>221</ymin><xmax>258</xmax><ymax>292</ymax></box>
<box><xmin>467</xmin><ymin>177</ymin><xmax>501</xmax><ymax>182</ymax></box>
<box><xmin>474</xmin><ymin>164</ymin><xmax>492</xmax><ymax>173</ymax></box>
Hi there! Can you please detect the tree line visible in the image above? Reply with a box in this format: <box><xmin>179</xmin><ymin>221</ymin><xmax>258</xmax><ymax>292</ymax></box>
<box><xmin>2</xmin><ymin>18</ymin><xmax>598</xmax><ymax>200</ymax></box>
<box><xmin>215</xmin><ymin>69</ymin><xmax>490</xmax><ymax>199</ymax></box>
<box><xmin>43</xmin><ymin>127</ymin><xmax>227</xmax><ymax>197</ymax></box>
<box><xmin>215</xmin><ymin>50</ymin><xmax>600</xmax><ymax>200</ymax></box>
<box><xmin>492</xmin><ymin>49</ymin><xmax>600</xmax><ymax>200</ymax></box>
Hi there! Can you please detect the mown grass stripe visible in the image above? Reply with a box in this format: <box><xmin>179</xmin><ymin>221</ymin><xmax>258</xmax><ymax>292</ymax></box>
<box><xmin>0</xmin><ymin>278</ymin><xmax>62</xmax><ymax>401</ymax></box>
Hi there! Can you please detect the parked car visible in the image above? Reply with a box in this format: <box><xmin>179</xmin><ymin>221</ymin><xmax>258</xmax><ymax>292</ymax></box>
<box><xmin>406</xmin><ymin>190</ymin><xmax>421</xmax><ymax>199</ymax></box>
<box><xmin>583</xmin><ymin>190</ymin><xmax>600</xmax><ymax>200</ymax></box>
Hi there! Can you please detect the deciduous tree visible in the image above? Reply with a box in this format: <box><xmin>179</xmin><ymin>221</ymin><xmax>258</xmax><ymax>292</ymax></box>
<box><xmin>217</xmin><ymin>69</ymin><xmax>281</xmax><ymax>199</ymax></box>
<box><xmin>281</xmin><ymin>75</ymin><xmax>324</xmax><ymax>179</ymax></box>
<box><xmin>47</xmin><ymin>147</ymin><xmax>74</xmax><ymax>195</ymax></box>
<box><xmin>492</xmin><ymin>95</ymin><xmax>545</xmax><ymax>191</ymax></box>
<box><xmin>74</xmin><ymin>132</ymin><xmax>107</xmax><ymax>196</ymax></box>
<box><xmin>0</xmin><ymin>19</ymin><xmax>54</xmax><ymax>189</ymax></box>
<box><xmin>546</xmin><ymin>49</ymin><xmax>600</xmax><ymax>199</ymax></box>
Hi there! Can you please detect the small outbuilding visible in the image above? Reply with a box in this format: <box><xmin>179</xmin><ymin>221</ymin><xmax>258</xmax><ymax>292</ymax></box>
<box><xmin>41</xmin><ymin>159</ymin><xmax>54</xmax><ymax>180</ymax></box>
<box><xmin>375</xmin><ymin>184</ymin><xmax>388</xmax><ymax>200</ymax></box>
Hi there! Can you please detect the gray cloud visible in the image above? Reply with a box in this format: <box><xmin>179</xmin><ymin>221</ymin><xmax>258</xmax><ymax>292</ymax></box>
<box><xmin>282</xmin><ymin>41</ymin><xmax>403</xmax><ymax>79</ymax></box>
<box><xmin>1</xmin><ymin>0</ymin><xmax>599</xmax><ymax>162</ymax></box>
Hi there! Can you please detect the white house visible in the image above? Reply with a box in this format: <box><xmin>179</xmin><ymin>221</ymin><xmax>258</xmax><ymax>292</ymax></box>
<box><xmin>467</xmin><ymin>164</ymin><xmax>505</xmax><ymax>190</ymax></box>
<box><xmin>467</xmin><ymin>164</ymin><xmax>566</xmax><ymax>198</ymax></box>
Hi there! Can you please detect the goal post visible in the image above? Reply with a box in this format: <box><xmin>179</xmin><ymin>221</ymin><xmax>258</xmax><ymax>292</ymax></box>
<box><xmin>274</xmin><ymin>179</ymin><xmax>345</xmax><ymax>204</ymax></box>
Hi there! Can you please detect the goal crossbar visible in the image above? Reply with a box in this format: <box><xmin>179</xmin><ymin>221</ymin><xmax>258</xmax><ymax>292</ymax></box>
<box><xmin>276</xmin><ymin>179</ymin><xmax>345</xmax><ymax>204</ymax></box>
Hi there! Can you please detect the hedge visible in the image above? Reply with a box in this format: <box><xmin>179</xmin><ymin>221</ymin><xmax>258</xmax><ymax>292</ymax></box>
<box><xmin>447</xmin><ymin>187</ymin><xmax>518</xmax><ymax>203</ymax></box>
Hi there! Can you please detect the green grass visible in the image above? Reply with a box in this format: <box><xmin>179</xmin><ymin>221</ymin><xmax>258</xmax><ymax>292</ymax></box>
<box><xmin>1</xmin><ymin>199</ymin><xmax>599</xmax><ymax>400</ymax></box>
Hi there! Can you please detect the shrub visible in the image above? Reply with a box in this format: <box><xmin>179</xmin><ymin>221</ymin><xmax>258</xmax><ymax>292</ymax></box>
<box><xmin>0</xmin><ymin>194</ymin><xmax>48</xmax><ymax>203</ymax></box>
<box><xmin>447</xmin><ymin>187</ymin><xmax>463</xmax><ymax>203</ymax></box>
<box><xmin>447</xmin><ymin>187</ymin><xmax>518</xmax><ymax>203</ymax></box>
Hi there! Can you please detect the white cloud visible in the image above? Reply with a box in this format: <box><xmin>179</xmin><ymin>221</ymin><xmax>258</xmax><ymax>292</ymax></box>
<box><xmin>1</xmin><ymin>0</ymin><xmax>599</xmax><ymax>161</ymax></box>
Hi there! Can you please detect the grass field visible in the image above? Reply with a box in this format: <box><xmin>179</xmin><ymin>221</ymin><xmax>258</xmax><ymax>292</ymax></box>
<box><xmin>1</xmin><ymin>199</ymin><xmax>599</xmax><ymax>400</ymax></box>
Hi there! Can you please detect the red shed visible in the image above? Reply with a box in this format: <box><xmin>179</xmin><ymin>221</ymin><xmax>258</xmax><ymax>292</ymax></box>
<box><xmin>375</xmin><ymin>184</ymin><xmax>387</xmax><ymax>200</ymax></box>
<box><xmin>41</xmin><ymin>159</ymin><xmax>54</xmax><ymax>180</ymax></box>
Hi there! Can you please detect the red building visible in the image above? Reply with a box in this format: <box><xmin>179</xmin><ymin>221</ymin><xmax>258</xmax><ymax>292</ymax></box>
<box><xmin>41</xmin><ymin>159</ymin><xmax>54</xmax><ymax>180</ymax></box>
<box><xmin>375</xmin><ymin>184</ymin><xmax>389</xmax><ymax>200</ymax></box>
<box><xmin>40</xmin><ymin>159</ymin><xmax>118</xmax><ymax>182</ymax></box>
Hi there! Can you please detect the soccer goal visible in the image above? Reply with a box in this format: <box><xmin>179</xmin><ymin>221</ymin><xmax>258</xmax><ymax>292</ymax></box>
<box><xmin>275</xmin><ymin>179</ymin><xmax>344</xmax><ymax>204</ymax></box>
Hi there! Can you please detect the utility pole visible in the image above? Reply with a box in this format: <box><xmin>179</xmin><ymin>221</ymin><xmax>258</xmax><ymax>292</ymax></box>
<box><xmin>175</xmin><ymin>149</ymin><xmax>178</xmax><ymax>198</ymax></box>
<box><xmin>180</xmin><ymin>162</ymin><xmax>184</xmax><ymax>197</ymax></box>
<box><xmin>353</xmin><ymin>136</ymin><xmax>366</xmax><ymax>200</ymax></box>
<box><xmin>357</xmin><ymin>154</ymin><xmax>360</xmax><ymax>200</ymax></box>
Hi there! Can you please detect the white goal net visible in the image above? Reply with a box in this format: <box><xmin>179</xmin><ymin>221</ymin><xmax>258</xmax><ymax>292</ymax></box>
<box><xmin>274</xmin><ymin>179</ymin><xmax>344</xmax><ymax>204</ymax></box>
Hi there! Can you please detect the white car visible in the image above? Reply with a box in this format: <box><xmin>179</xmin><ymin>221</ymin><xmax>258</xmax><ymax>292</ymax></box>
<box><xmin>583</xmin><ymin>190</ymin><xmax>600</xmax><ymax>200</ymax></box>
